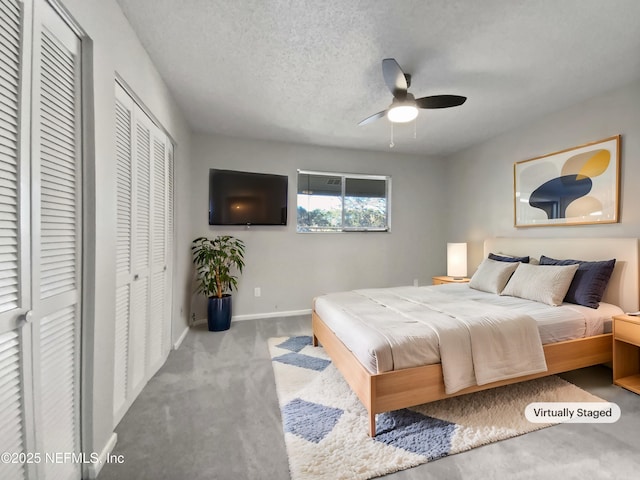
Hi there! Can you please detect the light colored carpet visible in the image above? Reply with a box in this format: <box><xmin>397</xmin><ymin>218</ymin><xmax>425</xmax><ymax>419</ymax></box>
<box><xmin>268</xmin><ymin>336</ymin><xmax>607</xmax><ymax>480</ymax></box>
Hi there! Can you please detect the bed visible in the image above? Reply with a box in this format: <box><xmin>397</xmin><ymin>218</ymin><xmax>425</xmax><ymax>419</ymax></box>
<box><xmin>311</xmin><ymin>237</ymin><xmax>639</xmax><ymax>436</ymax></box>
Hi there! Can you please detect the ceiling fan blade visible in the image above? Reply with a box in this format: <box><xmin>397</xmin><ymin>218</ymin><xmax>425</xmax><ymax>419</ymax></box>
<box><xmin>415</xmin><ymin>95</ymin><xmax>467</xmax><ymax>109</ymax></box>
<box><xmin>382</xmin><ymin>58</ymin><xmax>407</xmax><ymax>99</ymax></box>
<box><xmin>358</xmin><ymin>110</ymin><xmax>387</xmax><ymax>126</ymax></box>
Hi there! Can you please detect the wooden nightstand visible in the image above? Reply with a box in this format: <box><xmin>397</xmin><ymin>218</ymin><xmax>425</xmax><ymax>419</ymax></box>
<box><xmin>432</xmin><ymin>276</ymin><xmax>470</xmax><ymax>285</ymax></box>
<box><xmin>613</xmin><ymin>314</ymin><xmax>640</xmax><ymax>394</ymax></box>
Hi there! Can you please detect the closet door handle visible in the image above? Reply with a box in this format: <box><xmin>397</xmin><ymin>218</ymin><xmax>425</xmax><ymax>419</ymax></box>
<box><xmin>134</xmin><ymin>274</ymin><xmax>139</xmax><ymax>281</ymax></box>
<box><xmin>17</xmin><ymin>311</ymin><xmax>33</xmax><ymax>328</ymax></box>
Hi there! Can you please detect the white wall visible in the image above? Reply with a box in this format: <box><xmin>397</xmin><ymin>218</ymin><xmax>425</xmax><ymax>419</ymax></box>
<box><xmin>189</xmin><ymin>134</ymin><xmax>449</xmax><ymax>319</ymax></box>
<box><xmin>445</xmin><ymin>79</ymin><xmax>640</xmax><ymax>270</ymax></box>
<box><xmin>58</xmin><ymin>0</ymin><xmax>192</xmax><ymax>469</ymax></box>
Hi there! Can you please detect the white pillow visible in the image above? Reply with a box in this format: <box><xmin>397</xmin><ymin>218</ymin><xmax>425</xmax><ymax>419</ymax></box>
<box><xmin>469</xmin><ymin>258</ymin><xmax>520</xmax><ymax>294</ymax></box>
<box><xmin>501</xmin><ymin>263</ymin><xmax>579</xmax><ymax>306</ymax></box>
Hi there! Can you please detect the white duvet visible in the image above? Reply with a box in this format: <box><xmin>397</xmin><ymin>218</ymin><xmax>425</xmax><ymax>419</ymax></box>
<box><xmin>314</xmin><ymin>284</ymin><xmax>620</xmax><ymax>394</ymax></box>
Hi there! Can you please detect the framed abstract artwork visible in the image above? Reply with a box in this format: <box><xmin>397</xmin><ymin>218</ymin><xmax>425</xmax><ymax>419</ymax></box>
<box><xmin>514</xmin><ymin>135</ymin><xmax>620</xmax><ymax>227</ymax></box>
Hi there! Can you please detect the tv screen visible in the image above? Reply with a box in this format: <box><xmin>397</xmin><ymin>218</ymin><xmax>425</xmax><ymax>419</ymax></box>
<box><xmin>209</xmin><ymin>169</ymin><xmax>288</xmax><ymax>226</ymax></box>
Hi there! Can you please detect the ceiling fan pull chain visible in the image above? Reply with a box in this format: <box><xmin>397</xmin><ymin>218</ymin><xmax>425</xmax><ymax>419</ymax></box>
<box><xmin>389</xmin><ymin>122</ymin><xmax>395</xmax><ymax>148</ymax></box>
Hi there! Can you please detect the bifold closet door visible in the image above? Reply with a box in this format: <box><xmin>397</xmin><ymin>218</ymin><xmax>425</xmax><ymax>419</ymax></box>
<box><xmin>114</xmin><ymin>85</ymin><xmax>154</xmax><ymax>419</ymax></box>
<box><xmin>31</xmin><ymin>3</ymin><xmax>83</xmax><ymax>479</ymax></box>
<box><xmin>0</xmin><ymin>1</ymin><xmax>82</xmax><ymax>479</ymax></box>
<box><xmin>129</xmin><ymin>102</ymin><xmax>152</xmax><ymax>401</ymax></box>
<box><xmin>114</xmin><ymin>83</ymin><xmax>173</xmax><ymax>425</ymax></box>
<box><xmin>0</xmin><ymin>1</ymin><xmax>35</xmax><ymax>478</ymax></box>
<box><xmin>114</xmin><ymin>84</ymin><xmax>133</xmax><ymax>419</ymax></box>
<box><xmin>148</xmin><ymin>128</ymin><xmax>167</xmax><ymax>373</ymax></box>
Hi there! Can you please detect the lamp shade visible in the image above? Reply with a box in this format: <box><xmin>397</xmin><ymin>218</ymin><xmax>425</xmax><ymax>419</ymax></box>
<box><xmin>447</xmin><ymin>243</ymin><xmax>467</xmax><ymax>278</ymax></box>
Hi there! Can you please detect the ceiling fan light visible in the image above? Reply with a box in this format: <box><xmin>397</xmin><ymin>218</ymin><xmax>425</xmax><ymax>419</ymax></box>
<box><xmin>387</xmin><ymin>105</ymin><xmax>418</xmax><ymax>123</ymax></box>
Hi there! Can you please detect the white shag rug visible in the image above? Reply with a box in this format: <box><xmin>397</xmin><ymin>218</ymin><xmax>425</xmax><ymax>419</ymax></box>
<box><xmin>268</xmin><ymin>336</ymin><xmax>606</xmax><ymax>480</ymax></box>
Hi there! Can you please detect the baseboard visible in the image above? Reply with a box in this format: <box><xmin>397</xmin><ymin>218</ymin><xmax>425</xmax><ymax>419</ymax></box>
<box><xmin>192</xmin><ymin>308</ymin><xmax>312</xmax><ymax>326</ymax></box>
<box><xmin>173</xmin><ymin>326</ymin><xmax>189</xmax><ymax>350</ymax></box>
<box><xmin>84</xmin><ymin>432</ymin><xmax>118</xmax><ymax>479</ymax></box>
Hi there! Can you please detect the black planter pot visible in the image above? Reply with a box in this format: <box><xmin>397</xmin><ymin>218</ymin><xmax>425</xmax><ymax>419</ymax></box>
<box><xmin>207</xmin><ymin>294</ymin><xmax>232</xmax><ymax>331</ymax></box>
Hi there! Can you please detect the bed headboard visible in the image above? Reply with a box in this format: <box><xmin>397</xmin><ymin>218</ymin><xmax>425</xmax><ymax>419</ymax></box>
<box><xmin>484</xmin><ymin>237</ymin><xmax>639</xmax><ymax>313</ymax></box>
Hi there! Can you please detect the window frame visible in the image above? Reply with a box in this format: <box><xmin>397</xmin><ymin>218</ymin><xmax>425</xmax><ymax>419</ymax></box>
<box><xmin>296</xmin><ymin>169</ymin><xmax>392</xmax><ymax>233</ymax></box>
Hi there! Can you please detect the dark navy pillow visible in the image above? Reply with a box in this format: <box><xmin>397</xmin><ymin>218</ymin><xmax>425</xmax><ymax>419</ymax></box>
<box><xmin>488</xmin><ymin>253</ymin><xmax>530</xmax><ymax>263</ymax></box>
<box><xmin>539</xmin><ymin>255</ymin><xmax>616</xmax><ymax>309</ymax></box>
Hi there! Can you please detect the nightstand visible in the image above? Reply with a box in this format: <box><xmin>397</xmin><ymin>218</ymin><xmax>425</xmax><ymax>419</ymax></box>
<box><xmin>432</xmin><ymin>276</ymin><xmax>470</xmax><ymax>285</ymax></box>
<box><xmin>613</xmin><ymin>314</ymin><xmax>640</xmax><ymax>394</ymax></box>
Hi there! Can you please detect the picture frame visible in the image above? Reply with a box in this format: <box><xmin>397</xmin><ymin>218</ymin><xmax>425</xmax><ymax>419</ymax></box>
<box><xmin>514</xmin><ymin>135</ymin><xmax>620</xmax><ymax>227</ymax></box>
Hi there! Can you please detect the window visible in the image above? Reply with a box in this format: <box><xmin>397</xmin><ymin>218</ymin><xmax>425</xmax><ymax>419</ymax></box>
<box><xmin>297</xmin><ymin>170</ymin><xmax>391</xmax><ymax>232</ymax></box>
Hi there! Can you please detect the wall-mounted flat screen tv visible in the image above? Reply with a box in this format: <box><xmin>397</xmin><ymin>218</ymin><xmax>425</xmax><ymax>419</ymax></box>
<box><xmin>209</xmin><ymin>169</ymin><xmax>288</xmax><ymax>226</ymax></box>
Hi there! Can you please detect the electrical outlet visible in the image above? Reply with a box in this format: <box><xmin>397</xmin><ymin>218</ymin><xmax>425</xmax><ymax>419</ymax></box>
<box><xmin>413</xmin><ymin>278</ymin><xmax>419</xmax><ymax>287</ymax></box>
<box><xmin>254</xmin><ymin>287</ymin><xmax>261</xmax><ymax>297</ymax></box>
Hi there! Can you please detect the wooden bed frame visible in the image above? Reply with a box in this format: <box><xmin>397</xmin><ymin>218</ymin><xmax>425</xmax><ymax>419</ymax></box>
<box><xmin>311</xmin><ymin>237</ymin><xmax>639</xmax><ymax>437</ymax></box>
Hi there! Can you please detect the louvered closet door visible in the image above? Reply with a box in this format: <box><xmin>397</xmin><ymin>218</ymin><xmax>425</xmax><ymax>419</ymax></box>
<box><xmin>164</xmin><ymin>141</ymin><xmax>174</xmax><ymax>350</ymax></box>
<box><xmin>129</xmin><ymin>100</ymin><xmax>154</xmax><ymax>402</ymax></box>
<box><xmin>113</xmin><ymin>85</ymin><xmax>155</xmax><ymax>422</ymax></box>
<box><xmin>0</xmin><ymin>1</ymin><xmax>34</xmax><ymax>479</ymax></box>
<box><xmin>148</xmin><ymin>129</ymin><xmax>167</xmax><ymax>372</ymax></box>
<box><xmin>30</xmin><ymin>2</ymin><xmax>82</xmax><ymax>479</ymax></box>
<box><xmin>114</xmin><ymin>84</ymin><xmax>133</xmax><ymax>419</ymax></box>
<box><xmin>113</xmin><ymin>84</ymin><xmax>173</xmax><ymax>426</ymax></box>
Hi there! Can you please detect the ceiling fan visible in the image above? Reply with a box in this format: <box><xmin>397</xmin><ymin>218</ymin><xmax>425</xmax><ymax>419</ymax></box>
<box><xmin>358</xmin><ymin>58</ymin><xmax>467</xmax><ymax>126</ymax></box>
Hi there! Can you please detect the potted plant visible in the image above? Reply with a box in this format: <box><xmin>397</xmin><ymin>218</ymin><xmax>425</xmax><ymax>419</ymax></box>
<box><xmin>191</xmin><ymin>235</ymin><xmax>245</xmax><ymax>331</ymax></box>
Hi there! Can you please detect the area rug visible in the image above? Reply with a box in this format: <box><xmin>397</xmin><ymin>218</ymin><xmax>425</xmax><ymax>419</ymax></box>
<box><xmin>268</xmin><ymin>335</ymin><xmax>606</xmax><ymax>480</ymax></box>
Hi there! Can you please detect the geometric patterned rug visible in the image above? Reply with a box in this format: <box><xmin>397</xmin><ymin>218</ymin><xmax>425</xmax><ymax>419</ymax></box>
<box><xmin>269</xmin><ymin>336</ymin><xmax>606</xmax><ymax>480</ymax></box>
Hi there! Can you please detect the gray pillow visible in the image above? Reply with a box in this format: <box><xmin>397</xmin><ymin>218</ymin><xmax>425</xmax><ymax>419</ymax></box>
<box><xmin>469</xmin><ymin>258</ymin><xmax>520</xmax><ymax>294</ymax></box>
<box><xmin>488</xmin><ymin>252</ymin><xmax>530</xmax><ymax>263</ymax></box>
<box><xmin>501</xmin><ymin>263</ymin><xmax>579</xmax><ymax>306</ymax></box>
<box><xmin>539</xmin><ymin>256</ymin><xmax>616</xmax><ymax>308</ymax></box>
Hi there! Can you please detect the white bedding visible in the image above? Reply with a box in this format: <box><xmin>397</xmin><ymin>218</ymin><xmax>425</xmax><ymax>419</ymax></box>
<box><xmin>314</xmin><ymin>283</ymin><xmax>622</xmax><ymax>393</ymax></box>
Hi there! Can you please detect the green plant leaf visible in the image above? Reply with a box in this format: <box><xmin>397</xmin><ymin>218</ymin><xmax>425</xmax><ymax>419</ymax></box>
<box><xmin>191</xmin><ymin>236</ymin><xmax>246</xmax><ymax>298</ymax></box>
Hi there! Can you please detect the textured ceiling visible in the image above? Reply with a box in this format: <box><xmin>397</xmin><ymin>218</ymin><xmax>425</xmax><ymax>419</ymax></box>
<box><xmin>116</xmin><ymin>0</ymin><xmax>640</xmax><ymax>156</ymax></box>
